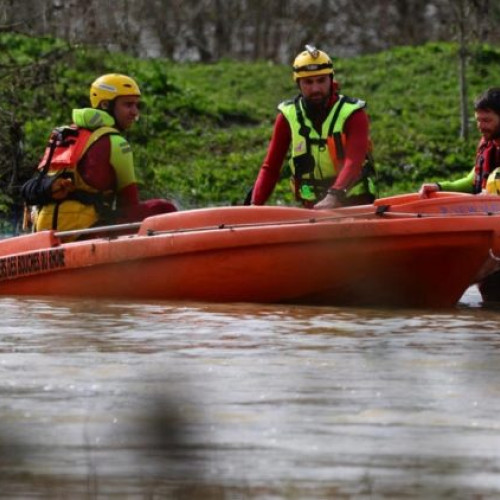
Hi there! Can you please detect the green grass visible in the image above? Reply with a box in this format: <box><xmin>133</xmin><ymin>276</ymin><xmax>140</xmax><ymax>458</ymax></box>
<box><xmin>2</xmin><ymin>34</ymin><xmax>500</xmax><ymax>210</ymax></box>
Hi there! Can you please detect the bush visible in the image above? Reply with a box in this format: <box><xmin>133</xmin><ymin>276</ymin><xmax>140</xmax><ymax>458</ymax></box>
<box><xmin>0</xmin><ymin>34</ymin><xmax>499</xmax><ymax>215</ymax></box>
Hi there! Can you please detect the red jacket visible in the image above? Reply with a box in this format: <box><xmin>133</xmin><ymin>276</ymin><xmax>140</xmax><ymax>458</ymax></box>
<box><xmin>80</xmin><ymin>136</ymin><xmax>177</xmax><ymax>221</ymax></box>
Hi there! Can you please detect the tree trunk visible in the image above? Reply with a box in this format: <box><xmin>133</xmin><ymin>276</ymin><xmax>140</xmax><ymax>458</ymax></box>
<box><xmin>456</xmin><ymin>0</ymin><xmax>469</xmax><ymax>141</ymax></box>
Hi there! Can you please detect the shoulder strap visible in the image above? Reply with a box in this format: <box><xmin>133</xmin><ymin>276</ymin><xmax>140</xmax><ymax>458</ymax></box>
<box><xmin>79</xmin><ymin>126</ymin><xmax>119</xmax><ymax>161</ymax></box>
<box><xmin>38</xmin><ymin>126</ymin><xmax>79</xmax><ymax>175</ymax></box>
<box><xmin>326</xmin><ymin>96</ymin><xmax>347</xmax><ymax>138</ymax></box>
<box><xmin>294</xmin><ymin>96</ymin><xmax>312</xmax><ymax>153</ymax></box>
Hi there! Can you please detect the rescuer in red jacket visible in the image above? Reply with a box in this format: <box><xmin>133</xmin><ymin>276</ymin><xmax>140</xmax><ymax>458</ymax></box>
<box><xmin>22</xmin><ymin>73</ymin><xmax>178</xmax><ymax>233</ymax></box>
<box><xmin>250</xmin><ymin>45</ymin><xmax>377</xmax><ymax>209</ymax></box>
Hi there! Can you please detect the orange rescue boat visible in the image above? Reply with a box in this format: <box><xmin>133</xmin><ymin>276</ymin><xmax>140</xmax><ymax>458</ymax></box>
<box><xmin>1</xmin><ymin>192</ymin><xmax>500</xmax><ymax>308</ymax></box>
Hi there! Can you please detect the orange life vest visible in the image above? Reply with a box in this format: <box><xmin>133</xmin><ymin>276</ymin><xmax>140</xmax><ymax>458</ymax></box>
<box><xmin>37</xmin><ymin>125</ymin><xmax>118</xmax><ymax>174</ymax></box>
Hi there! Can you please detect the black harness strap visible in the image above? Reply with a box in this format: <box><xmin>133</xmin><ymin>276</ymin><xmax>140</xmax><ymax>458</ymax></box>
<box><xmin>51</xmin><ymin>201</ymin><xmax>60</xmax><ymax>230</ymax></box>
<box><xmin>333</xmin><ymin>133</ymin><xmax>344</xmax><ymax>160</ymax></box>
<box><xmin>326</xmin><ymin>96</ymin><xmax>347</xmax><ymax>161</ymax></box>
<box><xmin>294</xmin><ymin>96</ymin><xmax>312</xmax><ymax>155</ymax></box>
<box><xmin>326</xmin><ymin>96</ymin><xmax>347</xmax><ymax>136</ymax></box>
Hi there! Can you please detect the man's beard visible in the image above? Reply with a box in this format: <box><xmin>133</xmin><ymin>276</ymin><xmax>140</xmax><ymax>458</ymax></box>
<box><xmin>303</xmin><ymin>93</ymin><xmax>330</xmax><ymax>113</ymax></box>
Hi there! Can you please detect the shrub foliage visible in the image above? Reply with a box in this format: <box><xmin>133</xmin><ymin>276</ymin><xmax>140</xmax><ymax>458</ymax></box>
<box><xmin>1</xmin><ymin>34</ymin><xmax>500</xmax><ymax>224</ymax></box>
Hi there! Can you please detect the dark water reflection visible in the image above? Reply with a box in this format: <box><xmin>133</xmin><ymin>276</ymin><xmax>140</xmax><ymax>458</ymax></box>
<box><xmin>0</xmin><ymin>287</ymin><xmax>500</xmax><ymax>498</ymax></box>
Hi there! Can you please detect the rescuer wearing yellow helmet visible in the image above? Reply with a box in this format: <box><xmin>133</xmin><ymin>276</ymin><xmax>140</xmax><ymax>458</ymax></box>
<box><xmin>419</xmin><ymin>87</ymin><xmax>500</xmax><ymax>198</ymax></box>
<box><xmin>89</xmin><ymin>73</ymin><xmax>142</xmax><ymax>109</ymax></box>
<box><xmin>248</xmin><ymin>45</ymin><xmax>377</xmax><ymax>209</ymax></box>
<box><xmin>22</xmin><ymin>73</ymin><xmax>177</xmax><ymax>235</ymax></box>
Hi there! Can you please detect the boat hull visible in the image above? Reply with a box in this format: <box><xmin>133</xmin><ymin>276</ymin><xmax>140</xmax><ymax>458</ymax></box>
<box><xmin>0</xmin><ymin>200</ymin><xmax>499</xmax><ymax>308</ymax></box>
<box><xmin>349</xmin><ymin>192</ymin><xmax>500</xmax><ymax>303</ymax></box>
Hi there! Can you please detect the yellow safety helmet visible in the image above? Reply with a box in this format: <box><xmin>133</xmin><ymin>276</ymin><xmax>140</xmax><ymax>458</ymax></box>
<box><xmin>89</xmin><ymin>73</ymin><xmax>141</xmax><ymax>108</ymax></box>
<box><xmin>485</xmin><ymin>167</ymin><xmax>500</xmax><ymax>195</ymax></box>
<box><xmin>292</xmin><ymin>45</ymin><xmax>334</xmax><ymax>81</ymax></box>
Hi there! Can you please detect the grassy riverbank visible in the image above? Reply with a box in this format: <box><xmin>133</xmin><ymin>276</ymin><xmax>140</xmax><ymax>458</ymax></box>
<box><xmin>2</xmin><ymin>33</ymin><xmax>500</xmax><ymax>210</ymax></box>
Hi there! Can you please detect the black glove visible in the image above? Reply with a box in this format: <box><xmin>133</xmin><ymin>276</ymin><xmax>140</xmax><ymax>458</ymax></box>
<box><xmin>21</xmin><ymin>173</ymin><xmax>54</xmax><ymax>205</ymax></box>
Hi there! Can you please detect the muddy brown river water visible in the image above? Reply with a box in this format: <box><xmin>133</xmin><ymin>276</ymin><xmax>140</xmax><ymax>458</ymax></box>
<box><xmin>0</xmin><ymin>286</ymin><xmax>499</xmax><ymax>499</ymax></box>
